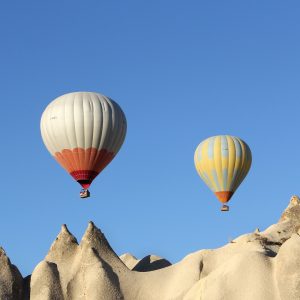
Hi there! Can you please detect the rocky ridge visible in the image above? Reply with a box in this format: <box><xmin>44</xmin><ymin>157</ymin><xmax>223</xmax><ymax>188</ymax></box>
<box><xmin>1</xmin><ymin>196</ymin><xmax>300</xmax><ymax>299</ymax></box>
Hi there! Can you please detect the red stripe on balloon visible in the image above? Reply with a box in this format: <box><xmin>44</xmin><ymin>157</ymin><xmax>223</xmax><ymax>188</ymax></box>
<box><xmin>70</xmin><ymin>170</ymin><xmax>99</xmax><ymax>189</ymax></box>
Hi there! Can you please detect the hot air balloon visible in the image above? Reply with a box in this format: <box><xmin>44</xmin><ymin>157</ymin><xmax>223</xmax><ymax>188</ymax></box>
<box><xmin>40</xmin><ymin>92</ymin><xmax>127</xmax><ymax>198</ymax></box>
<box><xmin>194</xmin><ymin>135</ymin><xmax>251</xmax><ymax>211</ymax></box>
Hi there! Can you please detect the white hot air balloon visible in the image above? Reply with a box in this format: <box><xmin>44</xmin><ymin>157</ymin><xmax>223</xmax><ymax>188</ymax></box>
<box><xmin>40</xmin><ymin>92</ymin><xmax>127</xmax><ymax>198</ymax></box>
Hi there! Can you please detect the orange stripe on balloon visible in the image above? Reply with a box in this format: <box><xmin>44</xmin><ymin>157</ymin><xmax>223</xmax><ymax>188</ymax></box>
<box><xmin>54</xmin><ymin>148</ymin><xmax>115</xmax><ymax>174</ymax></box>
<box><xmin>93</xmin><ymin>150</ymin><xmax>115</xmax><ymax>173</ymax></box>
<box><xmin>214</xmin><ymin>191</ymin><xmax>234</xmax><ymax>203</ymax></box>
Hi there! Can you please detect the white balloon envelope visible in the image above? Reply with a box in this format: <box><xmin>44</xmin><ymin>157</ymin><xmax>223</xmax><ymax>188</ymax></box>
<box><xmin>40</xmin><ymin>91</ymin><xmax>127</xmax><ymax>193</ymax></box>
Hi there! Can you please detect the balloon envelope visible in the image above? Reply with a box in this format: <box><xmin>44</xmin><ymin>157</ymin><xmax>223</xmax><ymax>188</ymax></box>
<box><xmin>194</xmin><ymin>135</ymin><xmax>252</xmax><ymax>203</ymax></box>
<box><xmin>40</xmin><ymin>92</ymin><xmax>127</xmax><ymax>189</ymax></box>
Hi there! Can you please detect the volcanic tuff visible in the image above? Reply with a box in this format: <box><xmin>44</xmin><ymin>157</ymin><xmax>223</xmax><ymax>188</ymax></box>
<box><xmin>2</xmin><ymin>196</ymin><xmax>300</xmax><ymax>299</ymax></box>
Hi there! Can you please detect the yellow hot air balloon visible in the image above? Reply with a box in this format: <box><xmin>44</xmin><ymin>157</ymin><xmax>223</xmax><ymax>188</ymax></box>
<box><xmin>194</xmin><ymin>135</ymin><xmax>252</xmax><ymax>211</ymax></box>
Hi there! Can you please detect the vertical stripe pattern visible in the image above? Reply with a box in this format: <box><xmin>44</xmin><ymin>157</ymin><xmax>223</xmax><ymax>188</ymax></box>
<box><xmin>40</xmin><ymin>92</ymin><xmax>127</xmax><ymax>188</ymax></box>
<box><xmin>194</xmin><ymin>135</ymin><xmax>252</xmax><ymax>203</ymax></box>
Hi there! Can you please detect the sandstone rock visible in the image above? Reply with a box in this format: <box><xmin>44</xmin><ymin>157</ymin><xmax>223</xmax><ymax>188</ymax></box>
<box><xmin>0</xmin><ymin>247</ymin><xmax>23</xmax><ymax>300</ymax></box>
<box><xmin>2</xmin><ymin>196</ymin><xmax>300</xmax><ymax>299</ymax></box>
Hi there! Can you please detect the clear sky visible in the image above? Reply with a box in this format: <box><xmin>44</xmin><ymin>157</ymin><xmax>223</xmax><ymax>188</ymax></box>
<box><xmin>1</xmin><ymin>1</ymin><xmax>300</xmax><ymax>276</ymax></box>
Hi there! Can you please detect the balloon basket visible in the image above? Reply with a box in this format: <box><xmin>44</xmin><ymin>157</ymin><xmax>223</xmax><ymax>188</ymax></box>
<box><xmin>221</xmin><ymin>204</ymin><xmax>229</xmax><ymax>212</ymax></box>
<box><xmin>80</xmin><ymin>189</ymin><xmax>90</xmax><ymax>199</ymax></box>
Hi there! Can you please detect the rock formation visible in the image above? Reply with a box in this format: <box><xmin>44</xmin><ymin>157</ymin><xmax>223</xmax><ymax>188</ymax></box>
<box><xmin>0</xmin><ymin>247</ymin><xmax>23</xmax><ymax>300</ymax></box>
<box><xmin>120</xmin><ymin>253</ymin><xmax>171</xmax><ymax>272</ymax></box>
<box><xmin>1</xmin><ymin>196</ymin><xmax>300</xmax><ymax>299</ymax></box>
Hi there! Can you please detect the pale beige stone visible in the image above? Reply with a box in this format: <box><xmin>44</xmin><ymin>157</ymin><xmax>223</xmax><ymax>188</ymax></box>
<box><xmin>2</xmin><ymin>196</ymin><xmax>300</xmax><ymax>299</ymax></box>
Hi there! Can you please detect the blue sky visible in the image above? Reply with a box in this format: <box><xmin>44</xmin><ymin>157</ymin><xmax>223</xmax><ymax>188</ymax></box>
<box><xmin>1</xmin><ymin>1</ymin><xmax>300</xmax><ymax>276</ymax></box>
